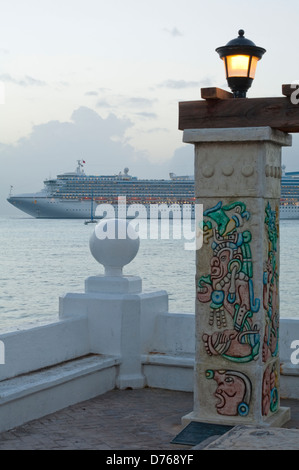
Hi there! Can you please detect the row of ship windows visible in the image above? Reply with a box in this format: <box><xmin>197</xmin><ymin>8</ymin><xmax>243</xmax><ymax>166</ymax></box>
<box><xmin>58</xmin><ymin>179</ymin><xmax>191</xmax><ymax>184</ymax></box>
<box><xmin>59</xmin><ymin>200</ymin><xmax>195</xmax><ymax>204</ymax></box>
<box><xmin>64</xmin><ymin>206</ymin><xmax>194</xmax><ymax>211</ymax></box>
<box><xmin>57</xmin><ymin>194</ymin><xmax>193</xmax><ymax>197</ymax></box>
<box><xmin>59</xmin><ymin>200</ymin><xmax>194</xmax><ymax>204</ymax></box>
<box><xmin>58</xmin><ymin>177</ymin><xmax>138</xmax><ymax>181</ymax></box>
<box><xmin>59</xmin><ymin>187</ymin><xmax>194</xmax><ymax>190</ymax></box>
<box><xmin>59</xmin><ymin>193</ymin><xmax>194</xmax><ymax>197</ymax></box>
<box><xmin>50</xmin><ymin>197</ymin><xmax>194</xmax><ymax>203</ymax></box>
<box><xmin>56</xmin><ymin>195</ymin><xmax>193</xmax><ymax>198</ymax></box>
<box><xmin>59</xmin><ymin>186</ymin><xmax>194</xmax><ymax>190</ymax></box>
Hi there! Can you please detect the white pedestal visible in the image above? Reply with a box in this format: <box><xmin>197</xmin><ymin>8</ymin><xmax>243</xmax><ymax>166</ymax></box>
<box><xmin>60</xmin><ymin>274</ymin><xmax>168</xmax><ymax>390</ymax></box>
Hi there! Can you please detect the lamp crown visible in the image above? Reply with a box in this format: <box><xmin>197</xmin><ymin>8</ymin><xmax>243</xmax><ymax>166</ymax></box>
<box><xmin>216</xmin><ymin>30</ymin><xmax>266</xmax><ymax>59</ymax></box>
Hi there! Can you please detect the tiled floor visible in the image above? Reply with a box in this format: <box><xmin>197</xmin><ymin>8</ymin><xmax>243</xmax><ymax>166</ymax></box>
<box><xmin>0</xmin><ymin>388</ymin><xmax>298</xmax><ymax>450</ymax></box>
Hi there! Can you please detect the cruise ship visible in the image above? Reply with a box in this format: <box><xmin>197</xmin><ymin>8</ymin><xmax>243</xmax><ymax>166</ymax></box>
<box><xmin>280</xmin><ymin>166</ymin><xmax>299</xmax><ymax>219</ymax></box>
<box><xmin>7</xmin><ymin>160</ymin><xmax>195</xmax><ymax>220</ymax></box>
<box><xmin>7</xmin><ymin>161</ymin><xmax>299</xmax><ymax>220</ymax></box>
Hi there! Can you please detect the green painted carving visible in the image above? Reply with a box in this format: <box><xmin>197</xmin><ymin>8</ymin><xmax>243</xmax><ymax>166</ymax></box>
<box><xmin>263</xmin><ymin>202</ymin><xmax>279</xmax><ymax>360</ymax></box>
<box><xmin>198</xmin><ymin>201</ymin><xmax>260</xmax><ymax>363</ymax></box>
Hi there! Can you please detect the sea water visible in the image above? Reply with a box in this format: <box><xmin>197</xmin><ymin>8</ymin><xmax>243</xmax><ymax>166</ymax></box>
<box><xmin>0</xmin><ymin>216</ymin><xmax>298</xmax><ymax>332</ymax></box>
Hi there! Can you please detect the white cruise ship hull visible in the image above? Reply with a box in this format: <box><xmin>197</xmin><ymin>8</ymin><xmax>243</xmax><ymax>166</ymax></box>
<box><xmin>8</xmin><ymin>196</ymin><xmax>195</xmax><ymax>219</ymax></box>
<box><xmin>280</xmin><ymin>204</ymin><xmax>299</xmax><ymax>219</ymax></box>
<box><xmin>8</xmin><ymin>196</ymin><xmax>92</xmax><ymax>218</ymax></box>
<box><xmin>8</xmin><ymin>195</ymin><xmax>297</xmax><ymax>220</ymax></box>
<box><xmin>8</xmin><ymin>161</ymin><xmax>299</xmax><ymax>220</ymax></box>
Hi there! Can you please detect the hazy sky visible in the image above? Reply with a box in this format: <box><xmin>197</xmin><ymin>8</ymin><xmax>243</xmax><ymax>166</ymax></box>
<box><xmin>2</xmin><ymin>0</ymin><xmax>299</xmax><ymax>215</ymax></box>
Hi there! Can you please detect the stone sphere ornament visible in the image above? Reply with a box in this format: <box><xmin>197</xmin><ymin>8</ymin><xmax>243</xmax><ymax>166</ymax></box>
<box><xmin>89</xmin><ymin>218</ymin><xmax>140</xmax><ymax>276</ymax></box>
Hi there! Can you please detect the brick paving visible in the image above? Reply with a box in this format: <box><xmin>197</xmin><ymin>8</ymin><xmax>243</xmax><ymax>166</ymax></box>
<box><xmin>0</xmin><ymin>389</ymin><xmax>298</xmax><ymax>450</ymax></box>
<box><xmin>0</xmin><ymin>388</ymin><xmax>194</xmax><ymax>450</ymax></box>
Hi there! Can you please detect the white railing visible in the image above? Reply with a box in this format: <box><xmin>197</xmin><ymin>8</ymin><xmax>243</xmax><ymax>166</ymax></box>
<box><xmin>0</xmin><ymin>219</ymin><xmax>298</xmax><ymax>432</ymax></box>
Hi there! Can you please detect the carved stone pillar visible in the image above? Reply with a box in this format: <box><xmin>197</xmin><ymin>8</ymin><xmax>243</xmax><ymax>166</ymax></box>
<box><xmin>183</xmin><ymin>127</ymin><xmax>291</xmax><ymax>426</ymax></box>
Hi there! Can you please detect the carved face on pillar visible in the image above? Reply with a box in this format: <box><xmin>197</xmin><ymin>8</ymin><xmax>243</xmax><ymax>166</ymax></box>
<box><xmin>206</xmin><ymin>369</ymin><xmax>251</xmax><ymax>416</ymax></box>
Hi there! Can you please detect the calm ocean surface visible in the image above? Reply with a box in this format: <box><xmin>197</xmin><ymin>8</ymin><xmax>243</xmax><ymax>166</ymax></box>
<box><xmin>0</xmin><ymin>216</ymin><xmax>298</xmax><ymax>332</ymax></box>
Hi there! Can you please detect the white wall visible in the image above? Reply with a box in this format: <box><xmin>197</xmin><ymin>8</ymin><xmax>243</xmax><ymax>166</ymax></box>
<box><xmin>0</xmin><ymin>316</ymin><xmax>89</xmax><ymax>381</ymax></box>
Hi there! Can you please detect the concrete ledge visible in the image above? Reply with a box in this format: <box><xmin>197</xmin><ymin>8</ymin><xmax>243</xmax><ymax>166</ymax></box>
<box><xmin>0</xmin><ymin>354</ymin><xmax>120</xmax><ymax>433</ymax></box>
<box><xmin>142</xmin><ymin>354</ymin><xmax>194</xmax><ymax>392</ymax></box>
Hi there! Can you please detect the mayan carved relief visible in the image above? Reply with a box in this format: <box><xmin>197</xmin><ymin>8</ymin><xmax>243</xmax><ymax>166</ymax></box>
<box><xmin>263</xmin><ymin>202</ymin><xmax>279</xmax><ymax>361</ymax></box>
<box><xmin>262</xmin><ymin>362</ymin><xmax>279</xmax><ymax>416</ymax></box>
<box><xmin>197</xmin><ymin>201</ymin><xmax>260</xmax><ymax>364</ymax></box>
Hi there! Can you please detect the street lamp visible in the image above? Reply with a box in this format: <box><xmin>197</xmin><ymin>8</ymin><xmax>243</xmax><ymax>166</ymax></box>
<box><xmin>216</xmin><ymin>30</ymin><xmax>266</xmax><ymax>98</ymax></box>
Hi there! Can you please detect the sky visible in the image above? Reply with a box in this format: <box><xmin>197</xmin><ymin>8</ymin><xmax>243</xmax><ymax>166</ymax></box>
<box><xmin>2</xmin><ymin>0</ymin><xmax>299</xmax><ymax>215</ymax></box>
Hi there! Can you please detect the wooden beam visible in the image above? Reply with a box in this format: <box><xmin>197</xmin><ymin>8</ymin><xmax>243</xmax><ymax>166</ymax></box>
<box><xmin>179</xmin><ymin>96</ymin><xmax>299</xmax><ymax>133</ymax></box>
<box><xmin>282</xmin><ymin>84</ymin><xmax>299</xmax><ymax>97</ymax></box>
<box><xmin>200</xmin><ymin>87</ymin><xmax>233</xmax><ymax>100</ymax></box>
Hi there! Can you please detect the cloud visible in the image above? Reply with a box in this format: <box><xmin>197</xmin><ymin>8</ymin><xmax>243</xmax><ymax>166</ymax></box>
<box><xmin>199</xmin><ymin>77</ymin><xmax>214</xmax><ymax>87</ymax></box>
<box><xmin>25</xmin><ymin>76</ymin><xmax>46</xmax><ymax>87</ymax></box>
<box><xmin>0</xmin><ymin>73</ymin><xmax>46</xmax><ymax>87</ymax></box>
<box><xmin>163</xmin><ymin>27</ymin><xmax>183</xmax><ymax>37</ymax></box>
<box><xmin>85</xmin><ymin>91</ymin><xmax>98</xmax><ymax>96</ymax></box>
<box><xmin>147</xmin><ymin>127</ymin><xmax>169</xmax><ymax>134</ymax></box>
<box><xmin>59</xmin><ymin>81</ymin><xmax>69</xmax><ymax>87</ymax></box>
<box><xmin>134</xmin><ymin>112</ymin><xmax>157</xmax><ymax>119</ymax></box>
<box><xmin>158</xmin><ymin>79</ymin><xmax>199</xmax><ymax>89</ymax></box>
<box><xmin>93</xmin><ymin>95</ymin><xmax>157</xmax><ymax>112</ymax></box>
<box><xmin>96</xmin><ymin>98</ymin><xmax>113</xmax><ymax>108</ymax></box>
<box><xmin>1</xmin><ymin>106</ymin><xmax>194</xmax><ymax>216</ymax></box>
<box><xmin>98</xmin><ymin>87</ymin><xmax>112</xmax><ymax>93</ymax></box>
<box><xmin>125</xmin><ymin>97</ymin><xmax>157</xmax><ymax>107</ymax></box>
<box><xmin>164</xmin><ymin>145</ymin><xmax>194</xmax><ymax>176</ymax></box>
<box><xmin>0</xmin><ymin>107</ymin><xmax>138</xmax><ymax>214</ymax></box>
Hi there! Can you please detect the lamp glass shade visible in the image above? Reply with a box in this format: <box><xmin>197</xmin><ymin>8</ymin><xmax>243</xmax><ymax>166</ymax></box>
<box><xmin>248</xmin><ymin>56</ymin><xmax>259</xmax><ymax>79</ymax></box>
<box><xmin>225</xmin><ymin>55</ymin><xmax>250</xmax><ymax>77</ymax></box>
<box><xmin>224</xmin><ymin>55</ymin><xmax>259</xmax><ymax>79</ymax></box>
